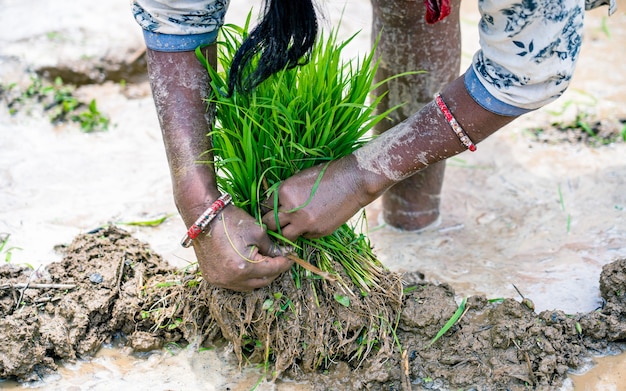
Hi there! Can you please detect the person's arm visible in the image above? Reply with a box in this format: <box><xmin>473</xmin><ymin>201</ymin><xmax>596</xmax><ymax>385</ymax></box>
<box><xmin>146</xmin><ymin>47</ymin><xmax>292</xmax><ymax>291</ymax></box>
<box><xmin>146</xmin><ymin>48</ymin><xmax>218</xmax><ymax>212</ymax></box>
<box><xmin>262</xmin><ymin>0</ymin><xmax>588</xmax><ymax>240</ymax></box>
<box><xmin>261</xmin><ymin>75</ymin><xmax>515</xmax><ymax>240</ymax></box>
<box><xmin>263</xmin><ymin>0</ymin><xmax>584</xmax><ymax>239</ymax></box>
<box><xmin>131</xmin><ymin>0</ymin><xmax>294</xmax><ymax>291</ymax></box>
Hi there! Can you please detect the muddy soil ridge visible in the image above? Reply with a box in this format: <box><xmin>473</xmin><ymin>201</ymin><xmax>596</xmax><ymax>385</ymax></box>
<box><xmin>1</xmin><ymin>226</ymin><xmax>625</xmax><ymax>390</ymax></box>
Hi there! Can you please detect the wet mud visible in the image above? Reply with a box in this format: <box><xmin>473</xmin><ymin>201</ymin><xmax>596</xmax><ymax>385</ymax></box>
<box><xmin>1</xmin><ymin>226</ymin><xmax>625</xmax><ymax>390</ymax></box>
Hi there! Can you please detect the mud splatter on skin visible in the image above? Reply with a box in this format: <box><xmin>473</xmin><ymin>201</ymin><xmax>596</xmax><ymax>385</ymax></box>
<box><xmin>147</xmin><ymin>51</ymin><xmax>210</xmax><ymax>107</ymax></box>
<box><xmin>355</xmin><ymin>119</ymin><xmax>424</xmax><ymax>182</ymax></box>
<box><xmin>354</xmin><ymin>102</ymin><xmax>461</xmax><ymax>183</ymax></box>
<box><xmin>1</xmin><ymin>226</ymin><xmax>625</xmax><ymax>390</ymax></box>
<box><xmin>356</xmin><ymin>0</ymin><xmax>462</xmax><ymax>186</ymax></box>
<box><xmin>145</xmin><ymin>49</ymin><xmax>215</xmax><ymax>192</ymax></box>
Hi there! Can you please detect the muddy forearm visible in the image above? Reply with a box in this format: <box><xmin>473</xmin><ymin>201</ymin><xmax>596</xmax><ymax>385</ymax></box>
<box><xmin>146</xmin><ymin>47</ymin><xmax>220</xmax><ymax>223</ymax></box>
<box><xmin>353</xmin><ymin>74</ymin><xmax>517</xmax><ymax>200</ymax></box>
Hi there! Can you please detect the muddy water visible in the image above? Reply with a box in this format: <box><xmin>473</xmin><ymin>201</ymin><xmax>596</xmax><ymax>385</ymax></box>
<box><xmin>1</xmin><ymin>0</ymin><xmax>625</xmax><ymax>389</ymax></box>
<box><xmin>570</xmin><ymin>351</ymin><xmax>626</xmax><ymax>391</ymax></box>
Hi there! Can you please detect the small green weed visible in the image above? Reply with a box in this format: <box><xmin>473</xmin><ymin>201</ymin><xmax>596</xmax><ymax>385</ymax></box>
<box><xmin>333</xmin><ymin>293</ymin><xmax>351</xmax><ymax>307</ymax></box>
<box><xmin>0</xmin><ymin>233</ymin><xmax>22</xmax><ymax>263</ymax></box>
<box><xmin>557</xmin><ymin>183</ymin><xmax>572</xmax><ymax>234</ymax></box>
<box><xmin>166</xmin><ymin>317</ymin><xmax>183</xmax><ymax>330</ymax></box>
<box><xmin>600</xmin><ymin>16</ymin><xmax>611</xmax><ymax>38</ymax></box>
<box><xmin>72</xmin><ymin>98</ymin><xmax>109</xmax><ymax>132</ymax></box>
<box><xmin>164</xmin><ymin>341</ymin><xmax>183</xmax><ymax>355</ymax></box>
<box><xmin>1</xmin><ymin>75</ymin><xmax>109</xmax><ymax>132</ymax></box>
<box><xmin>262</xmin><ymin>291</ymin><xmax>295</xmax><ymax>317</ymax></box>
<box><xmin>45</xmin><ymin>31</ymin><xmax>66</xmax><ymax>41</ymax></box>
<box><xmin>115</xmin><ymin>213</ymin><xmax>174</xmax><ymax>227</ymax></box>
<box><xmin>154</xmin><ymin>280</ymin><xmax>181</xmax><ymax>289</ymax></box>
<box><xmin>428</xmin><ymin>297</ymin><xmax>467</xmax><ymax>347</ymax></box>
<box><xmin>532</xmin><ymin>114</ymin><xmax>625</xmax><ymax>146</ymax></box>
<box><xmin>575</xmin><ymin>321</ymin><xmax>583</xmax><ymax>335</ymax></box>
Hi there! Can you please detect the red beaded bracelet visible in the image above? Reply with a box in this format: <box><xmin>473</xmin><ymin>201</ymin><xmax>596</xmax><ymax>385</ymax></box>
<box><xmin>180</xmin><ymin>193</ymin><xmax>232</xmax><ymax>248</ymax></box>
<box><xmin>434</xmin><ymin>93</ymin><xmax>476</xmax><ymax>152</ymax></box>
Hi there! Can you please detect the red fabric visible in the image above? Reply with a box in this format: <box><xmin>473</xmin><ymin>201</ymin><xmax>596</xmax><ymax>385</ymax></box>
<box><xmin>424</xmin><ymin>0</ymin><xmax>451</xmax><ymax>24</ymax></box>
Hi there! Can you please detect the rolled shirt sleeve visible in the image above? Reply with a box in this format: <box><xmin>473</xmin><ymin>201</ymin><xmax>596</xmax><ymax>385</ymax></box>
<box><xmin>131</xmin><ymin>0</ymin><xmax>230</xmax><ymax>52</ymax></box>
<box><xmin>465</xmin><ymin>0</ymin><xmax>588</xmax><ymax>116</ymax></box>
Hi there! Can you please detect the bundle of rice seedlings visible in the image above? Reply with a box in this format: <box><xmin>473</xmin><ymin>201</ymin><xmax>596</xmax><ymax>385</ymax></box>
<box><xmin>198</xmin><ymin>19</ymin><xmax>400</xmax><ymax>294</ymax></box>
<box><xmin>193</xmin><ymin>18</ymin><xmax>409</xmax><ymax>376</ymax></box>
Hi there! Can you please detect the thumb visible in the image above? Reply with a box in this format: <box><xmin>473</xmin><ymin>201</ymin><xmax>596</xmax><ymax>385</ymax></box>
<box><xmin>256</xmin><ymin>236</ymin><xmax>294</xmax><ymax>258</ymax></box>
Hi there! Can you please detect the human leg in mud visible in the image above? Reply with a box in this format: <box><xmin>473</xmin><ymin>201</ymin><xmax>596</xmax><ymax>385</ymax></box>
<box><xmin>370</xmin><ymin>0</ymin><xmax>461</xmax><ymax>231</ymax></box>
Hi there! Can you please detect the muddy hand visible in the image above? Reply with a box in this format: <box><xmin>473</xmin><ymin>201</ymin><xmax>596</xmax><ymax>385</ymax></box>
<box><xmin>192</xmin><ymin>204</ymin><xmax>292</xmax><ymax>291</ymax></box>
<box><xmin>261</xmin><ymin>155</ymin><xmax>381</xmax><ymax>241</ymax></box>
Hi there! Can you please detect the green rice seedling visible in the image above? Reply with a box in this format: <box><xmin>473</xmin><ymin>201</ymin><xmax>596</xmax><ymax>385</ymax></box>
<box><xmin>0</xmin><ymin>233</ymin><xmax>22</xmax><ymax>263</ymax></box>
<box><xmin>557</xmin><ymin>184</ymin><xmax>572</xmax><ymax>233</ymax></box>
<box><xmin>115</xmin><ymin>213</ymin><xmax>174</xmax><ymax>227</ymax></box>
<box><xmin>1</xmin><ymin>76</ymin><xmax>109</xmax><ymax>132</ymax></box>
<box><xmin>601</xmin><ymin>16</ymin><xmax>611</xmax><ymax>38</ymax></box>
<box><xmin>428</xmin><ymin>297</ymin><xmax>467</xmax><ymax>347</ymax></box>
<box><xmin>198</xmin><ymin>18</ymin><xmax>406</xmax><ymax>293</ymax></box>
<box><xmin>72</xmin><ymin>98</ymin><xmax>110</xmax><ymax>133</ymax></box>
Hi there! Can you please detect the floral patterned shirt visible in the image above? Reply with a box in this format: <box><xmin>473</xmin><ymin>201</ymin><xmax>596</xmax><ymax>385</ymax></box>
<box><xmin>132</xmin><ymin>0</ymin><xmax>617</xmax><ymax>115</ymax></box>
<box><xmin>466</xmin><ymin>0</ymin><xmax>616</xmax><ymax>115</ymax></box>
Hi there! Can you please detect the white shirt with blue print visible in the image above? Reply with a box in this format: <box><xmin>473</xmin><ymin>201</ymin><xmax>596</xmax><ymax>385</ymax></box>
<box><xmin>131</xmin><ymin>0</ymin><xmax>617</xmax><ymax>116</ymax></box>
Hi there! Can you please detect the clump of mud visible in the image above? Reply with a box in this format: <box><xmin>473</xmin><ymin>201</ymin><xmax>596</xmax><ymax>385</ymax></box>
<box><xmin>0</xmin><ymin>226</ymin><xmax>402</xmax><ymax>383</ymax></box>
<box><xmin>0</xmin><ymin>226</ymin><xmax>176</xmax><ymax>380</ymax></box>
<box><xmin>1</xmin><ymin>226</ymin><xmax>625</xmax><ymax>390</ymax></box>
